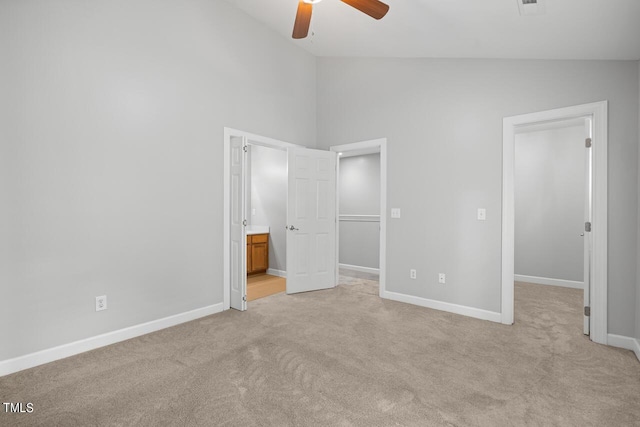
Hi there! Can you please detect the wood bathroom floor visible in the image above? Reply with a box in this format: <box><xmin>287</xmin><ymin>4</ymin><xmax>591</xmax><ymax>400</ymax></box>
<box><xmin>247</xmin><ymin>274</ymin><xmax>286</xmax><ymax>301</ymax></box>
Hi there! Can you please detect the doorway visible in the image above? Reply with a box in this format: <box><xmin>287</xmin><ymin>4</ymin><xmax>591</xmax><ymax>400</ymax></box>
<box><xmin>502</xmin><ymin>101</ymin><xmax>608</xmax><ymax>345</ymax></box>
<box><xmin>337</xmin><ymin>151</ymin><xmax>381</xmax><ymax>284</ymax></box>
<box><xmin>223</xmin><ymin>128</ymin><xmax>339</xmax><ymax>311</ymax></box>
<box><xmin>223</xmin><ymin>129</ymin><xmax>300</xmax><ymax>311</ymax></box>
<box><xmin>514</xmin><ymin>117</ymin><xmax>590</xmax><ymax>334</ymax></box>
<box><xmin>245</xmin><ymin>143</ymin><xmax>288</xmax><ymax>301</ymax></box>
<box><xmin>330</xmin><ymin>139</ymin><xmax>387</xmax><ymax>297</ymax></box>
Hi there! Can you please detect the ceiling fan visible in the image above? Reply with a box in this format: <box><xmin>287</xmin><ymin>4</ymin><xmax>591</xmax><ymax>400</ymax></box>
<box><xmin>292</xmin><ymin>0</ymin><xmax>390</xmax><ymax>39</ymax></box>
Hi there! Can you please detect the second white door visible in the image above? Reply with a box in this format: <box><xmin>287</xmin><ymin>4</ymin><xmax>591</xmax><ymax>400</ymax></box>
<box><xmin>286</xmin><ymin>147</ymin><xmax>337</xmax><ymax>294</ymax></box>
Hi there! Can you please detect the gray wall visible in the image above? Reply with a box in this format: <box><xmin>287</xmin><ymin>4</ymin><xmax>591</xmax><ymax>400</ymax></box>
<box><xmin>317</xmin><ymin>58</ymin><xmax>639</xmax><ymax>337</ymax></box>
<box><xmin>339</xmin><ymin>153</ymin><xmax>380</xmax><ymax>269</ymax></box>
<box><xmin>249</xmin><ymin>145</ymin><xmax>287</xmax><ymax>272</ymax></box>
<box><xmin>637</xmin><ymin>60</ymin><xmax>640</xmax><ymax>342</ymax></box>
<box><xmin>2</xmin><ymin>2</ymin><xmax>640</xmax><ymax>365</ymax></box>
<box><xmin>515</xmin><ymin>125</ymin><xmax>585</xmax><ymax>282</ymax></box>
<box><xmin>0</xmin><ymin>0</ymin><xmax>316</xmax><ymax>361</ymax></box>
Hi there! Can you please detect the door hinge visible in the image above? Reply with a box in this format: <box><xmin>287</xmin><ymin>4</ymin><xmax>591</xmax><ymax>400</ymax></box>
<box><xmin>243</xmin><ymin>145</ymin><xmax>248</xmax><ymax>152</ymax></box>
<box><xmin>584</xmin><ymin>306</ymin><xmax>590</xmax><ymax>316</ymax></box>
<box><xmin>242</xmin><ymin>219</ymin><xmax>247</xmax><ymax>226</ymax></box>
<box><xmin>585</xmin><ymin>138</ymin><xmax>592</xmax><ymax>148</ymax></box>
<box><xmin>585</xmin><ymin>222</ymin><xmax>591</xmax><ymax>232</ymax></box>
<box><xmin>243</xmin><ymin>295</ymin><xmax>247</xmax><ymax>302</ymax></box>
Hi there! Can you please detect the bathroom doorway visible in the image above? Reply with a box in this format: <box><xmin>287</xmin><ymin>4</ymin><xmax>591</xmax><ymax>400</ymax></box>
<box><xmin>224</xmin><ymin>128</ymin><xmax>339</xmax><ymax>311</ymax></box>
<box><xmin>245</xmin><ymin>143</ymin><xmax>287</xmax><ymax>301</ymax></box>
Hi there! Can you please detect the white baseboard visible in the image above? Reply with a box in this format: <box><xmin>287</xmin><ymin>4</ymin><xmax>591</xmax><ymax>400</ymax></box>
<box><xmin>381</xmin><ymin>290</ymin><xmax>502</xmax><ymax>323</ymax></box>
<box><xmin>515</xmin><ymin>274</ymin><xmax>584</xmax><ymax>289</ymax></box>
<box><xmin>0</xmin><ymin>303</ymin><xmax>224</xmax><ymax>377</ymax></box>
<box><xmin>607</xmin><ymin>334</ymin><xmax>640</xmax><ymax>362</ymax></box>
<box><xmin>339</xmin><ymin>263</ymin><xmax>380</xmax><ymax>275</ymax></box>
<box><xmin>266</xmin><ymin>268</ymin><xmax>286</xmax><ymax>278</ymax></box>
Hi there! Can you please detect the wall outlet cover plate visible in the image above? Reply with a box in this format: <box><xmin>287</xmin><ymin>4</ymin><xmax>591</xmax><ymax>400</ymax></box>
<box><xmin>96</xmin><ymin>295</ymin><xmax>107</xmax><ymax>311</ymax></box>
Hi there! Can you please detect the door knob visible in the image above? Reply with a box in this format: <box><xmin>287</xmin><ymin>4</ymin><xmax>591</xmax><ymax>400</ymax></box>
<box><xmin>287</xmin><ymin>225</ymin><xmax>299</xmax><ymax>231</ymax></box>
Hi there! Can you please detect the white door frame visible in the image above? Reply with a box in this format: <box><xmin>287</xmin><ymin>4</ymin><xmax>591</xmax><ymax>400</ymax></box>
<box><xmin>330</xmin><ymin>138</ymin><xmax>387</xmax><ymax>297</ymax></box>
<box><xmin>501</xmin><ymin>101</ymin><xmax>608</xmax><ymax>345</ymax></box>
<box><xmin>223</xmin><ymin>127</ymin><xmax>301</xmax><ymax>310</ymax></box>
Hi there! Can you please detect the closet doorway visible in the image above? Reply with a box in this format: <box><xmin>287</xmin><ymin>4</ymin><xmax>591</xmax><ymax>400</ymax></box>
<box><xmin>514</xmin><ymin>117</ymin><xmax>591</xmax><ymax>334</ymax></box>
<box><xmin>502</xmin><ymin>101</ymin><xmax>608</xmax><ymax>344</ymax></box>
<box><xmin>330</xmin><ymin>139</ymin><xmax>387</xmax><ymax>297</ymax></box>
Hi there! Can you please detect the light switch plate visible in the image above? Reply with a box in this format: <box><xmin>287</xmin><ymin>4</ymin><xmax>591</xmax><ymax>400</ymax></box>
<box><xmin>477</xmin><ymin>208</ymin><xmax>486</xmax><ymax>221</ymax></box>
<box><xmin>391</xmin><ymin>208</ymin><xmax>401</xmax><ymax>219</ymax></box>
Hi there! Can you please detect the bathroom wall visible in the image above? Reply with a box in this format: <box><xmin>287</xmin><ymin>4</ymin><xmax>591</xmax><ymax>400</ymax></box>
<box><xmin>249</xmin><ymin>145</ymin><xmax>287</xmax><ymax>273</ymax></box>
<box><xmin>514</xmin><ymin>124</ymin><xmax>586</xmax><ymax>284</ymax></box>
<box><xmin>339</xmin><ymin>153</ymin><xmax>380</xmax><ymax>270</ymax></box>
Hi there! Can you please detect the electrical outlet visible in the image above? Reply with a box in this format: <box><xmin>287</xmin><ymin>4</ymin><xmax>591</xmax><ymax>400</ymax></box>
<box><xmin>391</xmin><ymin>208</ymin><xmax>401</xmax><ymax>219</ymax></box>
<box><xmin>410</xmin><ymin>269</ymin><xmax>417</xmax><ymax>279</ymax></box>
<box><xmin>438</xmin><ymin>273</ymin><xmax>446</xmax><ymax>284</ymax></box>
<box><xmin>95</xmin><ymin>295</ymin><xmax>107</xmax><ymax>312</ymax></box>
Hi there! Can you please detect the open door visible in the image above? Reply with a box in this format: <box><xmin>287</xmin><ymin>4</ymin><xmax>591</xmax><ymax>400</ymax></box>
<box><xmin>230</xmin><ymin>136</ymin><xmax>247</xmax><ymax>310</ymax></box>
<box><xmin>286</xmin><ymin>147</ymin><xmax>337</xmax><ymax>294</ymax></box>
<box><xmin>583</xmin><ymin>120</ymin><xmax>592</xmax><ymax>335</ymax></box>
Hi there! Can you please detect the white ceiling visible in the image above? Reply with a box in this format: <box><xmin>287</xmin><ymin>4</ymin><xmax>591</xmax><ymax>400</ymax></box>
<box><xmin>222</xmin><ymin>0</ymin><xmax>640</xmax><ymax>60</ymax></box>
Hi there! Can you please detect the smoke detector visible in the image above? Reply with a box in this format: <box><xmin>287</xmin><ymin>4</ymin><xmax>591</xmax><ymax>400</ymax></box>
<box><xmin>517</xmin><ymin>0</ymin><xmax>546</xmax><ymax>16</ymax></box>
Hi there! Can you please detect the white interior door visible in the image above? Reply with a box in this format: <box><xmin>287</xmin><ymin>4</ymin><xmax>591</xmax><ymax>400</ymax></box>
<box><xmin>583</xmin><ymin>120</ymin><xmax>592</xmax><ymax>335</ymax></box>
<box><xmin>286</xmin><ymin>147</ymin><xmax>337</xmax><ymax>294</ymax></box>
<box><xmin>230</xmin><ymin>136</ymin><xmax>247</xmax><ymax>310</ymax></box>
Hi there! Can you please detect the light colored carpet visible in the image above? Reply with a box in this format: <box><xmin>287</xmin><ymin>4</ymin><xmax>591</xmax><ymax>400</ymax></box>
<box><xmin>1</xmin><ymin>279</ymin><xmax>639</xmax><ymax>426</ymax></box>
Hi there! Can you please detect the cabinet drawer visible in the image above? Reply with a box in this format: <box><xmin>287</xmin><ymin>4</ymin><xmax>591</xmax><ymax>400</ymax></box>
<box><xmin>251</xmin><ymin>233</ymin><xmax>269</xmax><ymax>244</ymax></box>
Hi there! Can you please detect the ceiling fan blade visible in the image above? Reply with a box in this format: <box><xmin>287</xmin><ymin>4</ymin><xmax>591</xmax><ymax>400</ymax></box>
<box><xmin>340</xmin><ymin>0</ymin><xmax>389</xmax><ymax>20</ymax></box>
<box><xmin>292</xmin><ymin>1</ymin><xmax>313</xmax><ymax>39</ymax></box>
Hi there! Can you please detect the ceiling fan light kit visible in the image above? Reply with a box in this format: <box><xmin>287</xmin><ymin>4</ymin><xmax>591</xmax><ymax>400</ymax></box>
<box><xmin>293</xmin><ymin>0</ymin><xmax>390</xmax><ymax>39</ymax></box>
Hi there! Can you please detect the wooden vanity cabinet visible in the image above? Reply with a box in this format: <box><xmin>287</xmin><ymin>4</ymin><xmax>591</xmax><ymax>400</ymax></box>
<box><xmin>247</xmin><ymin>233</ymin><xmax>269</xmax><ymax>275</ymax></box>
